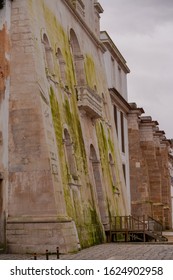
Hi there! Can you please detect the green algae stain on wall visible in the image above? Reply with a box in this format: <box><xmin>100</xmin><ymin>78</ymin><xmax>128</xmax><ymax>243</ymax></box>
<box><xmin>78</xmin><ymin>206</ymin><xmax>105</xmax><ymax>249</ymax></box>
<box><xmin>63</xmin><ymin>97</ymin><xmax>88</xmax><ymax>174</ymax></box>
<box><xmin>84</xmin><ymin>54</ymin><xmax>97</xmax><ymax>90</ymax></box>
<box><xmin>49</xmin><ymin>87</ymin><xmax>75</xmax><ymax>217</ymax></box>
<box><xmin>96</xmin><ymin>121</ymin><xmax>121</xmax><ymax>217</ymax></box>
<box><xmin>34</xmin><ymin>0</ymin><xmax>108</xmax><ymax>248</ymax></box>
<box><xmin>41</xmin><ymin>0</ymin><xmax>76</xmax><ymax>90</ymax></box>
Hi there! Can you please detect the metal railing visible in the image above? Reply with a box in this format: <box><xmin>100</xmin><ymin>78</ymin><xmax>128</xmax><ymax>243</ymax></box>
<box><xmin>109</xmin><ymin>215</ymin><xmax>147</xmax><ymax>232</ymax></box>
<box><xmin>109</xmin><ymin>215</ymin><xmax>162</xmax><ymax>234</ymax></box>
<box><xmin>147</xmin><ymin>216</ymin><xmax>162</xmax><ymax>235</ymax></box>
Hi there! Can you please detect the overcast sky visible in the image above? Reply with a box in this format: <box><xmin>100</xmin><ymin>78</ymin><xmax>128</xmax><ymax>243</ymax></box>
<box><xmin>99</xmin><ymin>0</ymin><xmax>173</xmax><ymax>139</ymax></box>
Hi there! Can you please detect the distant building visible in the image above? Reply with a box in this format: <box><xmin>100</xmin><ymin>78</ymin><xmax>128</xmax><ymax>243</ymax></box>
<box><xmin>100</xmin><ymin>31</ymin><xmax>131</xmax><ymax>212</ymax></box>
<box><xmin>168</xmin><ymin>141</ymin><xmax>173</xmax><ymax>226</ymax></box>
<box><xmin>0</xmin><ymin>0</ymin><xmax>130</xmax><ymax>253</ymax></box>
<box><xmin>128</xmin><ymin>103</ymin><xmax>172</xmax><ymax>229</ymax></box>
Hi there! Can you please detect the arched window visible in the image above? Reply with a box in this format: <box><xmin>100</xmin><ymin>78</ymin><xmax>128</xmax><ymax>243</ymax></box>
<box><xmin>70</xmin><ymin>29</ymin><xmax>86</xmax><ymax>85</ymax></box>
<box><xmin>56</xmin><ymin>48</ymin><xmax>67</xmax><ymax>85</ymax></box>
<box><xmin>42</xmin><ymin>33</ymin><xmax>54</xmax><ymax>74</ymax></box>
<box><xmin>64</xmin><ymin>129</ymin><xmax>78</xmax><ymax>179</ymax></box>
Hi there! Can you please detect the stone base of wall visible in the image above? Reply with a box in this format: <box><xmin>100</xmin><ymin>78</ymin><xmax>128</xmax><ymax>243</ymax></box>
<box><xmin>6</xmin><ymin>218</ymin><xmax>80</xmax><ymax>254</ymax></box>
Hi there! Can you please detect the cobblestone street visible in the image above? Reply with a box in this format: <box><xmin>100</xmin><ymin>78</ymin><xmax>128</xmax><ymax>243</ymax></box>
<box><xmin>1</xmin><ymin>243</ymin><xmax>173</xmax><ymax>260</ymax></box>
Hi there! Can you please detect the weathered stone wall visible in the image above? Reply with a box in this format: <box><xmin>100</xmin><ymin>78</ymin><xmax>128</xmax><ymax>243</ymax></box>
<box><xmin>128</xmin><ymin>104</ymin><xmax>172</xmax><ymax>229</ymax></box>
<box><xmin>7</xmin><ymin>0</ymin><xmax>78</xmax><ymax>253</ymax></box>
<box><xmin>169</xmin><ymin>145</ymin><xmax>173</xmax><ymax>226</ymax></box>
<box><xmin>0</xmin><ymin>0</ymin><xmax>11</xmax><ymax>248</ymax></box>
<box><xmin>128</xmin><ymin>107</ymin><xmax>152</xmax><ymax>217</ymax></box>
<box><xmin>4</xmin><ymin>0</ymin><xmax>130</xmax><ymax>253</ymax></box>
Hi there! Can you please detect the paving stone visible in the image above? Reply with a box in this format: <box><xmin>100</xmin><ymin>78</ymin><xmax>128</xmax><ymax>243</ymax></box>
<box><xmin>1</xmin><ymin>243</ymin><xmax>173</xmax><ymax>260</ymax></box>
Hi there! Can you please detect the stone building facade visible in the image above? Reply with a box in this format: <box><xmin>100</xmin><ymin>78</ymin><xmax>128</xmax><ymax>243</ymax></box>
<box><xmin>168</xmin><ymin>142</ymin><xmax>173</xmax><ymax>226</ymax></box>
<box><xmin>0</xmin><ymin>0</ymin><xmax>130</xmax><ymax>253</ymax></box>
<box><xmin>128</xmin><ymin>103</ymin><xmax>172</xmax><ymax>229</ymax></box>
<box><xmin>100</xmin><ymin>31</ymin><xmax>131</xmax><ymax>212</ymax></box>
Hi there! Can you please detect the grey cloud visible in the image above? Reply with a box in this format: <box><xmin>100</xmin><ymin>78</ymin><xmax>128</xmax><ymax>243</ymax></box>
<box><xmin>100</xmin><ymin>0</ymin><xmax>173</xmax><ymax>35</ymax></box>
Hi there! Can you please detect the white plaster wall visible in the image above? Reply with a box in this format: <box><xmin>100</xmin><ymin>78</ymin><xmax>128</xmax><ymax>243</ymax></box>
<box><xmin>102</xmin><ymin>45</ymin><xmax>131</xmax><ymax>213</ymax></box>
<box><xmin>103</xmin><ymin>51</ymin><xmax>112</xmax><ymax>88</ymax></box>
<box><xmin>117</xmin><ymin>110</ymin><xmax>131</xmax><ymax>212</ymax></box>
<box><xmin>103</xmin><ymin>49</ymin><xmax>128</xmax><ymax>101</ymax></box>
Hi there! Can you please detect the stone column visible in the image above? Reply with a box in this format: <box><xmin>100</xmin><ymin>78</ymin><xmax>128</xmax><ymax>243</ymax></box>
<box><xmin>128</xmin><ymin>104</ymin><xmax>152</xmax><ymax>217</ymax></box>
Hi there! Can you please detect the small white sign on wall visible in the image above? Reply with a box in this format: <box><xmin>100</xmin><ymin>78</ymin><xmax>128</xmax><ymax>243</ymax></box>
<box><xmin>135</xmin><ymin>162</ymin><xmax>140</xmax><ymax>168</ymax></box>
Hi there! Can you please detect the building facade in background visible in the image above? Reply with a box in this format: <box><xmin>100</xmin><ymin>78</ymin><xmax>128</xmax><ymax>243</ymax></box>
<box><xmin>128</xmin><ymin>104</ymin><xmax>172</xmax><ymax>229</ymax></box>
<box><xmin>168</xmin><ymin>142</ymin><xmax>173</xmax><ymax>227</ymax></box>
<box><xmin>0</xmin><ymin>0</ymin><xmax>130</xmax><ymax>253</ymax></box>
<box><xmin>100</xmin><ymin>31</ymin><xmax>131</xmax><ymax>212</ymax></box>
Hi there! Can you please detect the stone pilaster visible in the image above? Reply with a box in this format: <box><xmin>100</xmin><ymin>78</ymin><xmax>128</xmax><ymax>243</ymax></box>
<box><xmin>128</xmin><ymin>104</ymin><xmax>152</xmax><ymax>217</ymax></box>
<box><xmin>128</xmin><ymin>104</ymin><xmax>172</xmax><ymax>228</ymax></box>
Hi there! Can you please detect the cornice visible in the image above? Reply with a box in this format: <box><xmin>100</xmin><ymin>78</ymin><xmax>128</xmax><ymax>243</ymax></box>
<box><xmin>109</xmin><ymin>87</ymin><xmax>131</xmax><ymax>114</ymax></box>
<box><xmin>100</xmin><ymin>31</ymin><xmax>130</xmax><ymax>73</ymax></box>
<box><xmin>94</xmin><ymin>2</ymin><xmax>104</xmax><ymax>14</ymax></box>
<box><xmin>129</xmin><ymin>103</ymin><xmax>145</xmax><ymax>115</ymax></box>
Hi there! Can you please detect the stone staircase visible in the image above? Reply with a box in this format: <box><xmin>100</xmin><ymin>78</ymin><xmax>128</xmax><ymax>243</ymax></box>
<box><xmin>107</xmin><ymin>215</ymin><xmax>169</xmax><ymax>243</ymax></box>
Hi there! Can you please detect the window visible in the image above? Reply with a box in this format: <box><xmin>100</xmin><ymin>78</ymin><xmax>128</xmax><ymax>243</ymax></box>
<box><xmin>118</xmin><ymin>65</ymin><xmax>122</xmax><ymax>93</ymax></box>
<box><xmin>114</xmin><ymin>105</ymin><xmax>118</xmax><ymax>135</ymax></box>
<box><xmin>42</xmin><ymin>33</ymin><xmax>54</xmax><ymax>74</ymax></box>
<box><xmin>70</xmin><ymin>29</ymin><xmax>86</xmax><ymax>85</ymax></box>
<box><xmin>122</xmin><ymin>164</ymin><xmax>126</xmax><ymax>184</ymax></box>
<box><xmin>111</xmin><ymin>57</ymin><xmax>115</xmax><ymax>87</ymax></box>
<box><xmin>120</xmin><ymin>111</ymin><xmax>125</xmax><ymax>153</ymax></box>
<box><xmin>56</xmin><ymin>48</ymin><xmax>67</xmax><ymax>85</ymax></box>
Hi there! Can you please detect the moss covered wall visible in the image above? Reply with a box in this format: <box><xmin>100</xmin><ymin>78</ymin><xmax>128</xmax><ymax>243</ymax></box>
<box><xmin>27</xmin><ymin>0</ymin><xmax>128</xmax><ymax>248</ymax></box>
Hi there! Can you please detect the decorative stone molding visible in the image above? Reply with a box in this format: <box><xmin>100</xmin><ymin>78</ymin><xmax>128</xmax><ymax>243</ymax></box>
<box><xmin>94</xmin><ymin>2</ymin><xmax>104</xmax><ymax>14</ymax></box>
<box><xmin>71</xmin><ymin>0</ymin><xmax>85</xmax><ymax>17</ymax></box>
<box><xmin>77</xmin><ymin>85</ymin><xmax>102</xmax><ymax>119</ymax></box>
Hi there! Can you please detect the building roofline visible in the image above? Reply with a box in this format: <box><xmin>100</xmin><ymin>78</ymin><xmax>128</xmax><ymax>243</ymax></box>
<box><xmin>100</xmin><ymin>31</ymin><xmax>130</xmax><ymax>73</ymax></box>
<box><xmin>94</xmin><ymin>2</ymin><xmax>104</xmax><ymax>14</ymax></box>
<box><xmin>63</xmin><ymin>0</ymin><xmax>106</xmax><ymax>52</ymax></box>
<box><xmin>129</xmin><ymin>103</ymin><xmax>145</xmax><ymax>114</ymax></box>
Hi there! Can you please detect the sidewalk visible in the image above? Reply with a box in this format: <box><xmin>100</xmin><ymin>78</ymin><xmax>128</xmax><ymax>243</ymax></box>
<box><xmin>1</xmin><ymin>243</ymin><xmax>173</xmax><ymax>260</ymax></box>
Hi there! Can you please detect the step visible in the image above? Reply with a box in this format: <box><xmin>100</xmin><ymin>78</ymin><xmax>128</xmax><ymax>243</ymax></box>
<box><xmin>162</xmin><ymin>232</ymin><xmax>173</xmax><ymax>242</ymax></box>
